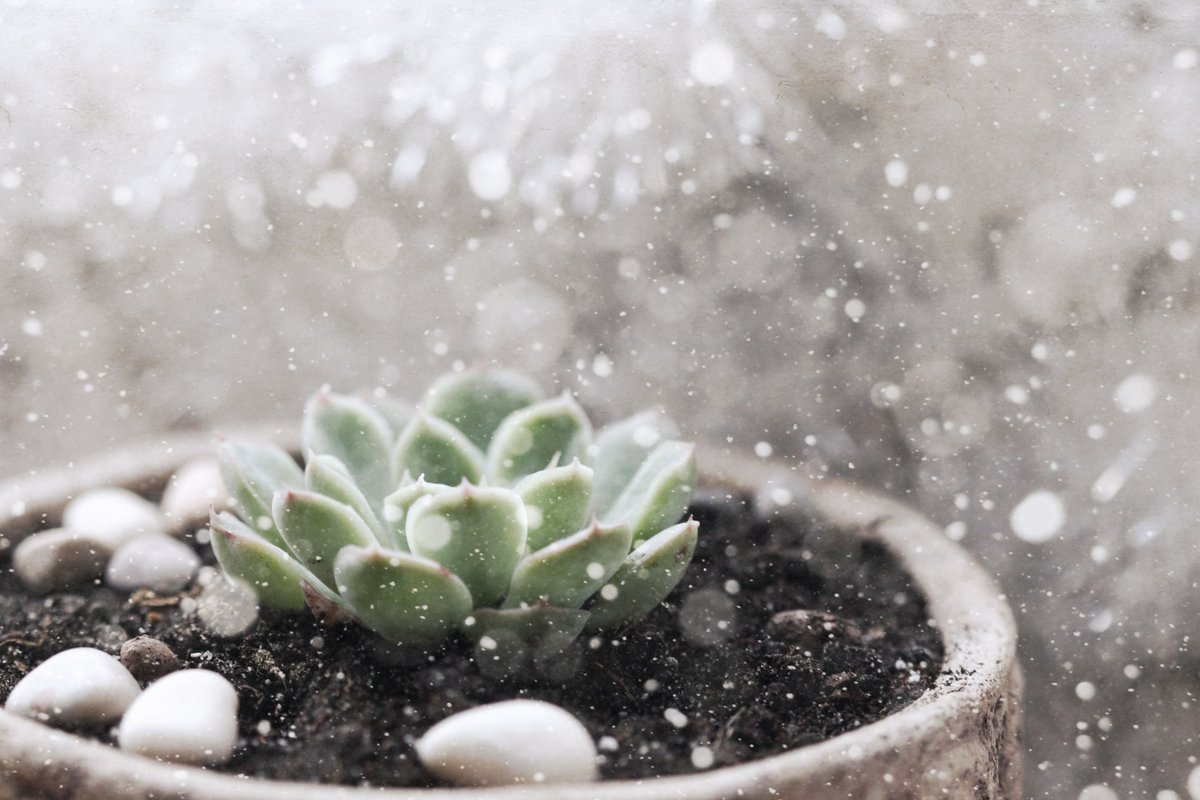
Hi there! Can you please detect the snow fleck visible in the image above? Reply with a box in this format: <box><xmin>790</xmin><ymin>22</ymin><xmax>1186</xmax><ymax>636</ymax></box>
<box><xmin>585</xmin><ymin>562</ymin><xmax>605</xmax><ymax>580</ymax></box>
<box><xmin>1168</xmin><ymin>240</ymin><xmax>1193</xmax><ymax>262</ymax></box>
<box><xmin>1174</xmin><ymin>48</ymin><xmax>1199</xmax><ymax>70</ymax></box>
<box><xmin>1114</xmin><ymin>373</ymin><xmax>1157</xmax><ymax>414</ymax></box>
<box><xmin>197</xmin><ymin>576</ymin><xmax>258</xmax><ymax>637</ymax></box>
<box><xmin>311</xmin><ymin>170</ymin><xmax>358</xmax><ymax>209</ymax></box>
<box><xmin>1078</xmin><ymin>786</ymin><xmax>1118</xmax><ymax>800</ymax></box>
<box><xmin>945</xmin><ymin>521</ymin><xmax>966</xmax><ymax>541</ymax></box>
<box><xmin>411</xmin><ymin>514</ymin><xmax>453</xmax><ymax>551</ymax></box>
<box><xmin>1124</xmin><ymin>664</ymin><xmax>1141</xmax><ymax>680</ymax></box>
<box><xmin>1075</xmin><ymin>681</ymin><xmax>1096</xmax><ymax>701</ymax></box>
<box><xmin>689</xmin><ymin>41</ymin><xmax>735</xmax><ymax>86</ymax></box>
<box><xmin>592</xmin><ymin>353</ymin><xmax>613</xmax><ymax>378</ymax></box>
<box><xmin>690</xmin><ymin>745</ymin><xmax>714</xmax><ymax>769</ymax></box>
<box><xmin>599</xmin><ymin>584</ymin><xmax>618</xmax><ymax>601</ymax></box>
<box><xmin>678</xmin><ymin>588</ymin><xmax>736</xmax><ymax>646</ymax></box>
<box><xmin>969</xmin><ymin>52</ymin><xmax>987</xmax><ymax>67</ymax></box>
<box><xmin>1009</xmin><ymin>490</ymin><xmax>1065</xmax><ymax>543</ymax></box>
<box><xmin>912</xmin><ymin>183</ymin><xmax>933</xmax><ymax>205</ymax></box>
<box><xmin>754</xmin><ymin>441</ymin><xmax>773</xmax><ymax>458</ymax></box>
<box><xmin>468</xmin><ymin>151</ymin><xmax>512</xmax><ymax>201</ymax></box>
<box><xmin>884</xmin><ymin>159</ymin><xmax>908</xmax><ymax>187</ymax></box>
<box><xmin>663</xmin><ymin>707</ymin><xmax>688</xmax><ymax>728</ymax></box>
<box><xmin>21</xmin><ymin>318</ymin><xmax>43</xmax><ymax>337</ymax></box>
<box><xmin>1188</xmin><ymin>765</ymin><xmax>1200</xmax><ymax>800</ymax></box>
<box><xmin>1004</xmin><ymin>385</ymin><xmax>1029</xmax><ymax>405</ymax></box>
<box><xmin>598</xmin><ymin>735</ymin><xmax>618</xmax><ymax>752</ymax></box>
<box><xmin>1110</xmin><ymin>187</ymin><xmax>1136</xmax><ymax>208</ymax></box>
<box><xmin>870</xmin><ymin>382</ymin><xmax>903</xmax><ymax>408</ymax></box>
<box><xmin>844</xmin><ymin>298</ymin><xmax>866</xmax><ymax>321</ymax></box>
<box><xmin>815</xmin><ymin>10</ymin><xmax>847</xmax><ymax>41</ymax></box>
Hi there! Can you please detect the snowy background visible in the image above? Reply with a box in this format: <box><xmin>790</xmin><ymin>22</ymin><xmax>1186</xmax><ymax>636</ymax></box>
<box><xmin>2</xmin><ymin>1</ymin><xmax>1199</xmax><ymax>797</ymax></box>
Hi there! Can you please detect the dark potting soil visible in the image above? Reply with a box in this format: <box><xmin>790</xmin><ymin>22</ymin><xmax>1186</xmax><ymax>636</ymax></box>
<box><xmin>0</xmin><ymin>487</ymin><xmax>942</xmax><ymax>787</ymax></box>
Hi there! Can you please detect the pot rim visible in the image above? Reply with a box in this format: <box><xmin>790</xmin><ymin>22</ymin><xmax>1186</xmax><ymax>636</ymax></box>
<box><xmin>0</xmin><ymin>432</ymin><xmax>1018</xmax><ymax>800</ymax></box>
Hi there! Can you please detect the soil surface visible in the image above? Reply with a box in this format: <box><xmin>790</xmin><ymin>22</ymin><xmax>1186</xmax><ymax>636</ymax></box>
<box><xmin>0</xmin><ymin>487</ymin><xmax>942</xmax><ymax>787</ymax></box>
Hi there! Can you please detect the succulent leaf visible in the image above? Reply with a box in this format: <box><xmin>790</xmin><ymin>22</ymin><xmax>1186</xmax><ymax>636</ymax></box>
<box><xmin>424</xmin><ymin>369</ymin><xmax>543</xmax><ymax>451</ymax></box>
<box><xmin>302</xmin><ymin>392</ymin><xmax>394</xmax><ymax>515</ymax></box>
<box><xmin>358</xmin><ymin>391</ymin><xmax>416</xmax><ymax>441</ymax></box>
<box><xmin>334</xmin><ymin>546</ymin><xmax>474</xmax><ymax>645</ymax></box>
<box><xmin>209</xmin><ymin>510</ymin><xmax>315</xmax><ymax>611</ymax></box>
<box><xmin>392</xmin><ymin>413</ymin><xmax>486</xmax><ymax>487</ymax></box>
<box><xmin>585</xmin><ymin>519</ymin><xmax>699</xmax><ymax>630</ymax></box>
<box><xmin>381</xmin><ymin>476</ymin><xmax>451</xmax><ymax>551</ymax></box>
<box><xmin>514</xmin><ymin>460</ymin><xmax>594</xmax><ymax>551</ymax></box>
<box><xmin>216</xmin><ymin>440</ymin><xmax>303</xmax><ymax>549</ymax></box>
<box><xmin>602</xmin><ymin>440</ymin><xmax>697</xmax><ymax>543</ymax></box>
<box><xmin>465</xmin><ymin>606</ymin><xmax>590</xmax><ymax>664</ymax></box>
<box><xmin>273</xmin><ymin>489</ymin><xmax>378</xmax><ymax>588</ymax></box>
<box><xmin>486</xmin><ymin>394</ymin><xmax>593</xmax><ymax>485</ymax></box>
<box><xmin>503</xmin><ymin>520</ymin><xmax>632</xmax><ymax>610</ymax></box>
<box><xmin>406</xmin><ymin>484</ymin><xmax>526</xmax><ymax>607</ymax></box>
<box><xmin>591</xmin><ymin>410</ymin><xmax>680</xmax><ymax>516</ymax></box>
<box><xmin>305</xmin><ymin>454</ymin><xmax>389</xmax><ymax>545</ymax></box>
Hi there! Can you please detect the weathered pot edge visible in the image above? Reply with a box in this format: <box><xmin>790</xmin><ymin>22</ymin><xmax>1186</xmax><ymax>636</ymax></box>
<box><xmin>0</xmin><ymin>433</ymin><xmax>1022</xmax><ymax>800</ymax></box>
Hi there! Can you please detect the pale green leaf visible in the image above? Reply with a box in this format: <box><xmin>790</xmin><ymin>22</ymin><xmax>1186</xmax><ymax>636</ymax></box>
<box><xmin>216</xmin><ymin>440</ymin><xmax>303</xmax><ymax>549</ymax></box>
<box><xmin>380</xmin><ymin>476</ymin><xmax>451</xmax><ymax>551</ymax></box>
<box><xmin>514</xmin><ymin>460</ymin><xmax>594</xmax><ymax>551</ymax></box>
<box><xmin>601</xmin><ymin>440</ymin><xmax>697</xmax><ymax>543</ymax></box>
<box><xmin>486</xmin><ymin>394</ymin><xmax>593</xmax><ymax>485</ymax></box>
<box><xmin>591</xmin><ymin>410</ymin><xmax>680</xmax><ymax>516</ymax></box>
<box><xmin>503</xmin><ymin>520</ymin><xmax>632</xmax><ymax>610</ymax></box>
<box><xmin>273</xmin><ymin>489</ymin><xmax>377</xmax><ymax>588</ymax></box>
<box><xmin>305</xmin><ymin>454</ymin><xmax>388</xmax><ymax>545</ymax></box>
<box><xmin>424</xmin><ymin>369</ymin><xmax>542</xmax><ymax>450</ymax></box>
<box><xmin>406</xmin><ymin>484</ymin><xmax>526</xmax><ymax>607</ymax></box>
<box><xmin>302</xmin><ymin>391</ymin><xmax>394</xmax><ymax>515</ymax></box>
<box><xmin>209</xmin><ymin>510</ymin><xmax>314</xmax><ymax>611</ymax></box>
<box><xmin>392</xmin><ymin>413</ymin><xmax>485</xmax><ymax>486</ymax></box>
<box><xmin>358</xmin><ymin>390</ymin><xmax>416</xmax><ymax>441</ymax></box>
<box><xmin>585</xmin><ymin>519</ymin><xmax>699</xmax><ymax>630</ymax></box>
<box><xmin>334</xmin><ymin>545</ymin><xmax>473</xmax><ymax>645</ymax></box>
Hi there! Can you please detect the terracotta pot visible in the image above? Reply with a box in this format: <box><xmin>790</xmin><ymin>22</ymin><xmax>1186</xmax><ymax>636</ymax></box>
<box><xmin>0</xmin><ymin>433</ymin><xmax>1022</xmax><ymax>799</ymax></box>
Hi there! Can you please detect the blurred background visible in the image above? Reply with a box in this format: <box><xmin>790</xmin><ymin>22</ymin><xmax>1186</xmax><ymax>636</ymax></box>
<box><xmin>2</xmin><ymin>1</ymin><xmax>1198</xmax><ymax>797</ymax></box>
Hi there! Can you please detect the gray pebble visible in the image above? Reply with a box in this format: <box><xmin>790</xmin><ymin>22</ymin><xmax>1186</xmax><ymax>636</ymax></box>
<box><xmin>120</xmin><ymin>636</ymin><xmax>181</xmax><ymax>684</ymax></box>
<box><xmin>12</xmin><ymin>528</ymin><xmax>110</xmax><ymax>593</ymax></box>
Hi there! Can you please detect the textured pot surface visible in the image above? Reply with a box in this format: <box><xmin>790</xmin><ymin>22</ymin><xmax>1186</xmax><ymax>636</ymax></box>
<box><xmin>0</xmin><ymin>433</ymin><xmax>1022</xmax><ymax>800</ymax></box>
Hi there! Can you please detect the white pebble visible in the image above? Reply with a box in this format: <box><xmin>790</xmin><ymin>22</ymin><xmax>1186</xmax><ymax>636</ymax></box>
<box><xmin>161</xmin><ymin>458</ymin><xmax>228</xmax><ymax>533</ymax></box>
<box><xmin>63</xmin><ymin>488</ymin><xmax>165</xmax><ymax>549</ymax></box>
<box><xmin>118</xmin><ymin>669</ymin><xmax>238</xmax><ymax>765</ymax></box>
<box><xmin>106</xmin><ymin>533</ymin><xmax>201</xmax><ymax>593</ymax></box>
<box><xmin>13</xmin><ymin>528</ymin><xmax>110</xmax><ymax>592</ymax></box>
<box><xmin>5</xmin><ymin>647</ymin><xmax>140</xmax><ymax>727</ymax></box>
<box><xmin>415</xmin><ymin>700</ymin><xmax>597</xmax><ymax>786</ymax></box>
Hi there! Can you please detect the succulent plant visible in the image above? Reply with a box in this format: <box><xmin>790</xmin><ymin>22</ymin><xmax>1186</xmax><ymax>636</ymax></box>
<box><xmin>210</xmin><ymin>369</ymin><xmax>699</xmax><ymax>654</ymax></box>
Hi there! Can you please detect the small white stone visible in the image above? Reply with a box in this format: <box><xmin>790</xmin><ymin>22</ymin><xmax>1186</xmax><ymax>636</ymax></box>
<box><xmin>106</xmin><ymin>533</ymin><xmax>201</xmax><ymax>593</ymax></box>
<box><xmin>5</xmin><ymin>647</ymin><xmax>140</xmax><ymax>727</ymax></box>
<box><xmin>63</xmin><ymin>488</ymin><xmax>165</xmax><ymax>549</ymax></box>
<box><xmin>161</xmin><ymin>458</ymin><xmax>229</xmax><ymax>534</ymax></box>
<box><xmin>118</xmin><ymin>669</ymin><xmax>238</xmax><ymax>765</ymax></box>
<box><xmin>13</xmin><ymin>528</ymin><xmax>111</xmax><ymax>593</ymax></box>
<box><xmin>415</xmin><ymin>699</ymin><xmax>597</xmax><ymax>787</ymax></box>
